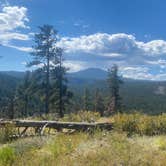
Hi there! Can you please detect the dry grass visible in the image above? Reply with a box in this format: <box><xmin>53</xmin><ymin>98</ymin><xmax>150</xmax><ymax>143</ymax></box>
<box><xmin>61</xmin><ymin>111</ymin><xmax>101</xmax><ymax>122</ymax></box>
<box><xmin>0</xmin><ymin>131</ymin><xmax>165</xmax><ymax>166</ymax></box>
<box><xmin>1</xmin><ymin>112</ymin><xmax>166</xmax><ymax>165</ymax></box>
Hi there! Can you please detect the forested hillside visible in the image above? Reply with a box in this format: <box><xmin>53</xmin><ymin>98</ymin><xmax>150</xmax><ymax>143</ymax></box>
<box><xmin>1</xmin><ymin>69</ymin><xmax>166</xmax><ymax>115</ymax></box>
<box><xmin>0</xmin><ymin>72</ymin><xmax>19</xmax><ymax>98</ymax></box>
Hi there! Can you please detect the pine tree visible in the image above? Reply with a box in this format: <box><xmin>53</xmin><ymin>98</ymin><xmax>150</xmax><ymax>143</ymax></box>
<box><xmin>50</xmin><ymin>48</ymin><xmax>73</xmax><ymax>117</ymax></box>
<box><xmin>15</xmin><ymin>71</ymin><xmax>31</xmax><ymax>117</ymax></box>
<box><xmin>83</xmin><ymin>88</ymin><xmax>91</xmax><ymax>111</ymax></box>
<box><xmin>28</xmin><ymin>25</ymin><xmax>59</xmax><ymax>114</ymax></box>
<box><xmin>30</xmin><ymin>69</ymin><xmax>46</xmax><ymax>115</ymax></box>
<box><xmin>107</xmin><ymin>64</ymin><xmax>123</xmax><ymax>114</ymax></box>
<box><xmin>8</xmin><ymin>95</ymin><xmax>15</xmax><ymax>119</ymax></box>
<box><xmin>94</xmin><ymin>89</ymin><xmax>105</xmax><ymax>116</ymax></box>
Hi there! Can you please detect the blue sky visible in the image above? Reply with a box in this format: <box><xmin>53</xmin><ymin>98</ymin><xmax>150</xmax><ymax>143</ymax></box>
<box><xmin>1</xmin><ymin>0</ymin><xmax>166</xmax><ymax>80</ymax></box>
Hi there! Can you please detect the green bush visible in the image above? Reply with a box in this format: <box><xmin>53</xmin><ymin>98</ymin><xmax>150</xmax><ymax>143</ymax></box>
<box><xmin>0</xmin><ymin>146</ymin><xmax>15</xmax><ymax>166</ymax></box>
<box><xmin>113</xmin><ymin>113</ymin><xmax>166</xmax><ymax>136</ymax></box>
<box><xmin>11</xmin><ymin>137</ymin><xmax>48</xmax><ymax>156</ymax></box>
<box><xmin>0</xmin><ymin>124</ymin><xmax>16</xmax><ymax>143</ymax></box>
<box><xmin>62</xmin><ymin>111</ymin><xmax>100</xmax><ymax>122</ymax></box>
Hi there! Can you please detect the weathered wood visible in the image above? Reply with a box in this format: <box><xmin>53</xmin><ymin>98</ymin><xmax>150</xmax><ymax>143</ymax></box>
<box><xmin>18</xmin><ymin>120</ymin><xmax>112</xmax><ymax>130</ymax></box>
<box><xmin>40</xmin><ymin>123</ymin><xmax>48</xmax><ymax>135</ymax></box>
<box><xmin>20</xmin><ymin>127</ymin><xmax>28</xmax><ymax>137</ymax></box>
<box><xmin>0</xmin><ymin>120</ymin><xmax>113</xmax><ymax>132</ymax></box>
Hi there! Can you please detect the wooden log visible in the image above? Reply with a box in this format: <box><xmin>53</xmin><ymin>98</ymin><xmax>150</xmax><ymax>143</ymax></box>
<box><xmin>40</xmin><ymin>123</ymin><xmax>48</xmax><ymax>135</ymax></box>
<box><xmin>16</xmin><ymin>120</ymin><xmax>112</xmax><ymax>131</ymax></box>
<box><xmin>20</xmin><ymin>127</ymin><xmax>28</xmax><ymax>137</ymax></box>
<box><xmin>0</xmin><ymin>120</ymin><xmax>113</xmax><ymax>131</ymax></box>
<box><xmin>35</xmin><ymin>127</ymin><xmax>40</xmax><ymax>134</ymax></box>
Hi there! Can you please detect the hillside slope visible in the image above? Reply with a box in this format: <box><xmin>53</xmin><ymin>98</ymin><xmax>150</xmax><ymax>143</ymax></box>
<box><xmin>1</xmin><ymin>69</ymin><xmax>166</xmax><ymax>114</ymax></box>
<box><xmin>0</xmin><ymin>72</ymin><xmax>20</xmax><ymax>97</ymax></box>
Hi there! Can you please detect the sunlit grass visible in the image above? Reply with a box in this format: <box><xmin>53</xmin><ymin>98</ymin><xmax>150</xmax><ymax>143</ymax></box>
<box><xmin>61</xmin><ymin>111</ymin><xmax>100</xmax><ymax>122</ymax></box>
<box><xmin>0</xmin><ymin>131</ymin><xmax>165</xmax><ymax>165</ymax></box>
<box><xmin>1</xmin><ymin>112</ymin><xmax>166</xmax><ymax>165</ymax></box>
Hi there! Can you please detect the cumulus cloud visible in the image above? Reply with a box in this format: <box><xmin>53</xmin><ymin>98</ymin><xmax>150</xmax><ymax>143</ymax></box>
<box><xmin>141</xmin><ymin>40</ymin><xmax>166</xmax><ymax>56</ymax></box>
<box><xmin>57</xmin><ymin>33</ymin><xmax>166</xmax><ymax>80</ymax></box>
<box><xmin>0</xmin><ymin>5</ymin><xmax>30</xmax><ymax>49</ymax></box>
<box><xmin>120</xmin><ymin>66</ymin><xmax>152</xmax><ymax>80</ymax></box>
<box><xmin>0</xmin><ymin>6</ymin><xmax>29</xmax><ymax>31</ymax></box>
<box><xmin>63</xmin><ymin>61</ymin><xmax>85</xmax><ymax>72</ymax></box>
<box><xmin>58</xmin><ymin>33</ymin><xmax>166</xmax><ymax>59</ymax></box>
<box><xmin>119</xmin><ymin>66</ymin><xmax>166</xmax><ymax>80</ymax></box>
<box><xmin>58</xmin><ymin>33</ymin><xmax>137</xmax><ymax>56</ymax></box>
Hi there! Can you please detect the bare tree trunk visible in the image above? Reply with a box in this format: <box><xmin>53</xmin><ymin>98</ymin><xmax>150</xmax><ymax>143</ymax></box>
<box><xmin>9</xmin><ymin>97</ymin><xmax>14</xmax><ymax>119</ymax></box>
<box><xmin>45</xmin><ymin>52</ymin><xmax>50</xmax><ymax>114</ymax></box>
<box><xmin>24</xmin><ymin>95</ymin><xmax>28</xmax><ymax>117</ymax></box>
<box><xmin>106</xmin><ymin>97</ymin><xmax>115</xmax><ymax>116</ymax></box>
<box><xmin>59</xmin><ymin>53</ymin><xmax>64</xmax><ymax>118</ymax></box>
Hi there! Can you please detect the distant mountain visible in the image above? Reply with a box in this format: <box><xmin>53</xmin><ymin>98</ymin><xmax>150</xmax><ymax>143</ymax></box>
<box><xmin>0</xmin><ymin>68</ymin><xmax>107</xmax><ymax>80</ymax></box>
<box><xmin>0</xmin><ymin>68</ymin><xmax>159</xmax><ymax>89</ymax></box>
<box><xmin>68</xmin><ymin>68</ymin><xmax>157</xmax><ymax>82</ymax></box>
<box><xmin>0</xmin><ymin>71</ymin><xmax>25</xmax><ymax>79</ymax></box>
<box><xmin>68</xmin><ymin>68</ymin><xmax>107</xmax><ymax>80</ymax></box>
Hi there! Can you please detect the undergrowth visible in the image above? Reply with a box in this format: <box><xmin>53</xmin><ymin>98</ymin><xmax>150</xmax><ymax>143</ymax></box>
<box><xmin>1</xmin><ymin>112</ymin><xmax>166</xmax><ymax>165</ymax></box>
<box><xmin>112</xmin><ymin>112</ymin><xmax>166</xmax><ymax>136</ymax></box>
<box><xmin>1</xmin><ymin>131</ymin><xmax>166</xmax><ymax>166</ymax></box>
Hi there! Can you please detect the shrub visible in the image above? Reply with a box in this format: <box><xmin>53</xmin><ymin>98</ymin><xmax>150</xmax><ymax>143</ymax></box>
<box><xmin>0</xmin><ymin>146</ymin><xmax>15</xmax><ymax>166</ymax></box>
<box><xmin>48</xmin><ymin>133</ymin><xmax>88</xmax><ymax>157</ymax></box>
<box><xmin>113</xmin><ymin>113</ymin><xmax>139</xmax><ymax>136</ymax></box>
<box><xmin>61</xmin><ymin>111</ymin><xmax>100</xmax><ymax>122</ymax></box>
<box><xmin>11</xmin><ymin>137</ymin><xmax>48</xmax><ymax>156</ymax></box>
<box><xmin>113</xmin><ymin>113</ymin><xmax>166</xmax><ymax>136</ymax></box>
<box><xmin>0</xmin><ymin>123</ymin><xmax>16</xmax><ymax>143</ymax></box>
<box><xmin>154</xmin><ymin>137</ymin><xmax>166</xmax><ymax>150</ymax></box>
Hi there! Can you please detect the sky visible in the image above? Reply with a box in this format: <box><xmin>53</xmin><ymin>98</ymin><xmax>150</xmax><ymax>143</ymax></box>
<box><xmin>1</xmin><ymin>0</ymin><xmax>166</xmax><ymax>80</ymax></box>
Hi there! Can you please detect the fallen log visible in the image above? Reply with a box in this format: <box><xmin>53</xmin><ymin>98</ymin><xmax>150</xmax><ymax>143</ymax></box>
<box><xmin>0</xmin><ymin>120</ymin><xmax>113</xmax><ymax>131</ymax></box>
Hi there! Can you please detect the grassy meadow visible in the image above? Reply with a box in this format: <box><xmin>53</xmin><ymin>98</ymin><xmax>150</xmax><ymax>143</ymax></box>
<box><xmin>1</xmin><ymin>112</ymin><xmax>166</xmax><ymax>165</ymax></box>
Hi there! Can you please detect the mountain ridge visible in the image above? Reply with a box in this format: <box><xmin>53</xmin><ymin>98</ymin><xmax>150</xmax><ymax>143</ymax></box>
<box><xmin>0</xmin><ymin>68</ymin><xmax>165</xmax><ymax>82</ymax></box>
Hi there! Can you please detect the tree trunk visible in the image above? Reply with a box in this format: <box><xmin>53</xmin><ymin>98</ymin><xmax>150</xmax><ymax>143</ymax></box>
<box><xmin>45</xmin><ymin>52</ymin><xmax>50</xmax><ymax>114</ymax></box>
<box><xmin>106</xmin><ymin>96</ymin><xmax>115</xmax><ymax>116</ymax></box>
<box><xmin>59</xmin><ymin>53</ymin><xmax>64</xmax><ymax>118</ymax></box>
<box><xmin>24</xmin><ymin>95</ymin><xmax>28</xmax><ymax>117</ymax></box>
<box><xmin>9</xmin><ymin>97</ymin><xmax>14</xmax><ymax>119</ymax></box>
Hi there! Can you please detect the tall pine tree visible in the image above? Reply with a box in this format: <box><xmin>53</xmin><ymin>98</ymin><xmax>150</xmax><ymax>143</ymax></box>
<box><xmin>28</xmin><ymin>25</ymin><xmax>59</xmax><ymax>114</ymax></box>
<box><xmin>107</xmin><ymin>64</ymin><xmax>123</xmax><ymax>114</ymax></box>
<box><xmin>50</xmin><ymin>48</ymin><xmax>73</xmax><ymax>117</ymax></box>
<box><xmin>83</xmin><ymin>88</ymin><xmax>92</xmax><ymax>111</ymax></box>
<box><xmin>94</xmin><ymin>88</ymin><xmax>105</xmax><ymax>116</ymax></box>
<box><xmin>15</xmin><ymin>71</ymin><xmax>31</xmax><ymax>117</ymax></box>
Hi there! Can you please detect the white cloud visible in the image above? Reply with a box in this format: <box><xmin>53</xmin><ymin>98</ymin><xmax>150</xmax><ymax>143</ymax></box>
<box><xmin>117</xmin><ymin>66</ymin><xmax>166</xmax><ymax>81</ymax></box>
<box><xmin>63</xmin><ymin>61</ymin><xmax>85</xmax><ymax>72</ymax></box>
<box><xmin>58</xmin><ymin>33</ymin><xmax>138</xmax><ymax>56</ymax></box>
<box><xmin>7</xmin><ymin>44</ymin><xmax>32</xmax><ymax>52</ymax></box>
<box><xmin>120</xmin><ymin>66</ymin><xmax>152</xmax><ymax>80</ymax></box>
<box><xmin>146</xmin><ymin>59</ymin><xmax>166</xmax><ymax>68</ymax></box>
<box><xmin>0</xmin><ymin>5</ymin><xmax>30</xmax><ymax>50</ymax></box>
<box><xmin>57</xmin><ymin>33</ymin><xmax>166</xmax><ymax>80</ymax></box>
<box><xmin>0</xmin><ymin>6</ymin><xmax>29</xmax><ymax>31</ymax></box>
<box><xmin>0</xmin><ymin>33</ymin><xmax>29</xmax><ymax>42</ymax></box>
<box><xmin>58</xmin><ymin>33</ymin><xmax>166</xmax><ymax>60</ymax></box>
<box><xmin>140</xmin><ymin>40</ymin><xmax>166</xmax><ymax>56</ymax></box>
